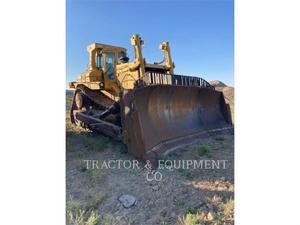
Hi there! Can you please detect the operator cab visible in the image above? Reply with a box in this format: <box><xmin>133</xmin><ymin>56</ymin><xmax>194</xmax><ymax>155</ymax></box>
<box><xmin>88</xmin><ymin>43</ymin><xmax>127</xmax><ymax>81</ymax></box>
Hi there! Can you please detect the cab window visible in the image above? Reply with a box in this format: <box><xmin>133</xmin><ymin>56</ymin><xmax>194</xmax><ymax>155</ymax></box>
<box><xmin>97</xmin><ymin>53</ymin><xmax>102</xmax><ymax>68</ymax></box>
<box><xmin>106</xmin><ymin>52</ymin><xmax>115</xmax><ymax>79</ymax></box>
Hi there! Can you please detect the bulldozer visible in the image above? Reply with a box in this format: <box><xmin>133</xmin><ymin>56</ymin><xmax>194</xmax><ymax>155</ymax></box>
<box><xmin>69</xmin><ymin>34</ymin><xmax>232</xmax><ymax>163</ymax></box>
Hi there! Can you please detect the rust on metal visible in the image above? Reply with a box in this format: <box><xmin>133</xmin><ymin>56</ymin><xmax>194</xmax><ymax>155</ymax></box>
<box><xmin>121</xmin><ymin>85</ymin><xmax>231</xmax><ymax>160</ymax></box>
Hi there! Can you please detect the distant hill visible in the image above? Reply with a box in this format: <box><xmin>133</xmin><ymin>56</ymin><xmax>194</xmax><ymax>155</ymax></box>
<box><xmin>209</xmin><ymin>80</ymin><xmax>227</xmax><ymax>88</ymax></box>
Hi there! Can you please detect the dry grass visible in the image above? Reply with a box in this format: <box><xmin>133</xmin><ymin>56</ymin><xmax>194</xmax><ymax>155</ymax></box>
<box><xmin>85</xmin><ymin>167</ymin><xmax>104</xmax><ymax>187</ymax></box>
<box><xmin>191</xmin><ymin>180</ymin><xmax>234</xmax><ymax>192</ymax></box>
<box><xmin>67</xmin><ymin>209</ymin><xmax>99</xmax><ymax>225</ymax></box>
<box><xmin>178</xmin><ymin>212</ymin><xmax>202</xmax><ymax>225</ymax></box>
<box><xmin>178</xmin><ymin>169</ymin><xmax>195</xmax><ymax>180</ymax></box>
<box><xmin>221</xmin><ymin>198</ymin><xmax>234</xmax><ymax>220</ymax></box>
<box><xmin>178</xmin><ymin>197</ymin><xmax>234</xmax><ymax>225</ymax></box>
<box><xmin>179</xmin><ymin>209</ymin><xmax>213</xmax><ymax>225</ymax></box>
<box><xmin>67</xmin><ymin>192</ymin><xmax>106</xmax><ymax>225</ymax></box>
<box><xmin>68</xmin><ymin>192</ymin><xmax>105</xmax><ymax>212</ymax></box>
<box><xmin>102</xmin><ymin>214</ymin><xmax>118</xmax><ymax>225</ymax></box>
<box><xmin>66</xmin><ymin>132</ymin><xmax>110</xmax><ymax>153</ymax></box>
<box><xmin>195</xmin><ymin>145</ymin><xmax>212</xmax><ymax>158</ymax></box>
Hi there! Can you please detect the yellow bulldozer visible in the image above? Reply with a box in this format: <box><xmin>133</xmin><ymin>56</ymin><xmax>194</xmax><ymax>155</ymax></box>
<box><xmin>69</xmin><ymin>34</ymin><xmax>232</xmax><ymax>162</ymax></box>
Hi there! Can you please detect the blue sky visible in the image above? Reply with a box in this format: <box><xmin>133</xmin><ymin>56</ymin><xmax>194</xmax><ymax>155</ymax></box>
<box><xmin>67</xmin><ymin>0</ymin><xmax>234</xmax><ymax>85</ymax></box>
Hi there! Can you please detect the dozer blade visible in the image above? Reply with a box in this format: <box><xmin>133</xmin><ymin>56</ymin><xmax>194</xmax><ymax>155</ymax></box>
<box><xmin>121</xmin><ymin>85</ymin><xmax>232</xmax><ymax>163</ymax></box>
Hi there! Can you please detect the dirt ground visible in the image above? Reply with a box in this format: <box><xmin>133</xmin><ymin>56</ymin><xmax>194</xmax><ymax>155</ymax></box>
<box><xmin>66</xmin><ymin>91</ymin><xmax>234</xmax><ymax>225</ymax></box>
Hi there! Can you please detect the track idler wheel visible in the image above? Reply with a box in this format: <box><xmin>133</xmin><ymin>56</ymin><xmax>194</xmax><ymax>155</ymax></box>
<box><xmin>74</xmin><ymin>91</ymin><xmax>90</xmax><ymax>110</ymax></box>
<box><xmin>70</xmin><ymin>90</ymin><xmax>91</xmax><ymax>128</ymax></box>
<box><xmin>75</xmin><ymin>91</ymin><xmax>84</xmax><ymax>109</ymax></box>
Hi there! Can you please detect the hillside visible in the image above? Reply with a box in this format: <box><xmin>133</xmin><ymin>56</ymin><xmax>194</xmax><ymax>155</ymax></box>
<box><xmin>210</xmin><ymin>80</ymin><xmax>227</xmax><ymax>88</ymax></box>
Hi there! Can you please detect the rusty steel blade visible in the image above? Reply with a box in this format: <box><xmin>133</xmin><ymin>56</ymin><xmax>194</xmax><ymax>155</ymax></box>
<box><xmin>121</xmin><ymin>85</ymin><xmax>232</xmax><ymax>161</ymax></box>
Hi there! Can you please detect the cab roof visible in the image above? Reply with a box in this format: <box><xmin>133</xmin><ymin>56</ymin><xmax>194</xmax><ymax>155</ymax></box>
<box><xmin>87</xmin><ymin>43</ymin><xmax>127</xmax><ymax>52</ymax></box>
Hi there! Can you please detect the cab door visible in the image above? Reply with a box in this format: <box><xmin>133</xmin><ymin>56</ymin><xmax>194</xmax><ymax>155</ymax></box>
<box><xmin>105</xmin><ymin>52</ymin><xmax>116</xmax><ymax>80</ymax></box>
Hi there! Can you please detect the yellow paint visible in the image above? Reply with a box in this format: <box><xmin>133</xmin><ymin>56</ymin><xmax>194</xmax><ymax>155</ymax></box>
<box><xmin>69</xmin><ymin>34</ymin><xmax>175</xmax><ymax>100</ymax></box>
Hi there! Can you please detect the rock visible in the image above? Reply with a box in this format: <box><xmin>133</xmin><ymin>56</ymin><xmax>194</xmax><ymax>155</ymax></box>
<box><xmin>206</xmin><ymin>212</ymin><xmax>214</xmax><ymax>221</ymax></box>
<box><xmin>152</xmin><ymin>185</ymin><xmax>159</xmax><ymax>191</ymax></box>
<box><xmin>118</xmin><ymin>194</ymin><xmax>137</xmax><ymax>208</ymax></box>
<box><xmin>115</xmin><ymin>216</ymin><xmax>122</xmax><ymax>220</ymax></box>
<box><xmin>160</xmin><ymin>209</ymin><xmax>167</xmax><ymax>217</ymax></box>
<box><xmin>171</xmin><ymin>212</ymin><xmax>176</xmax><ymax>218</ymax></box>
